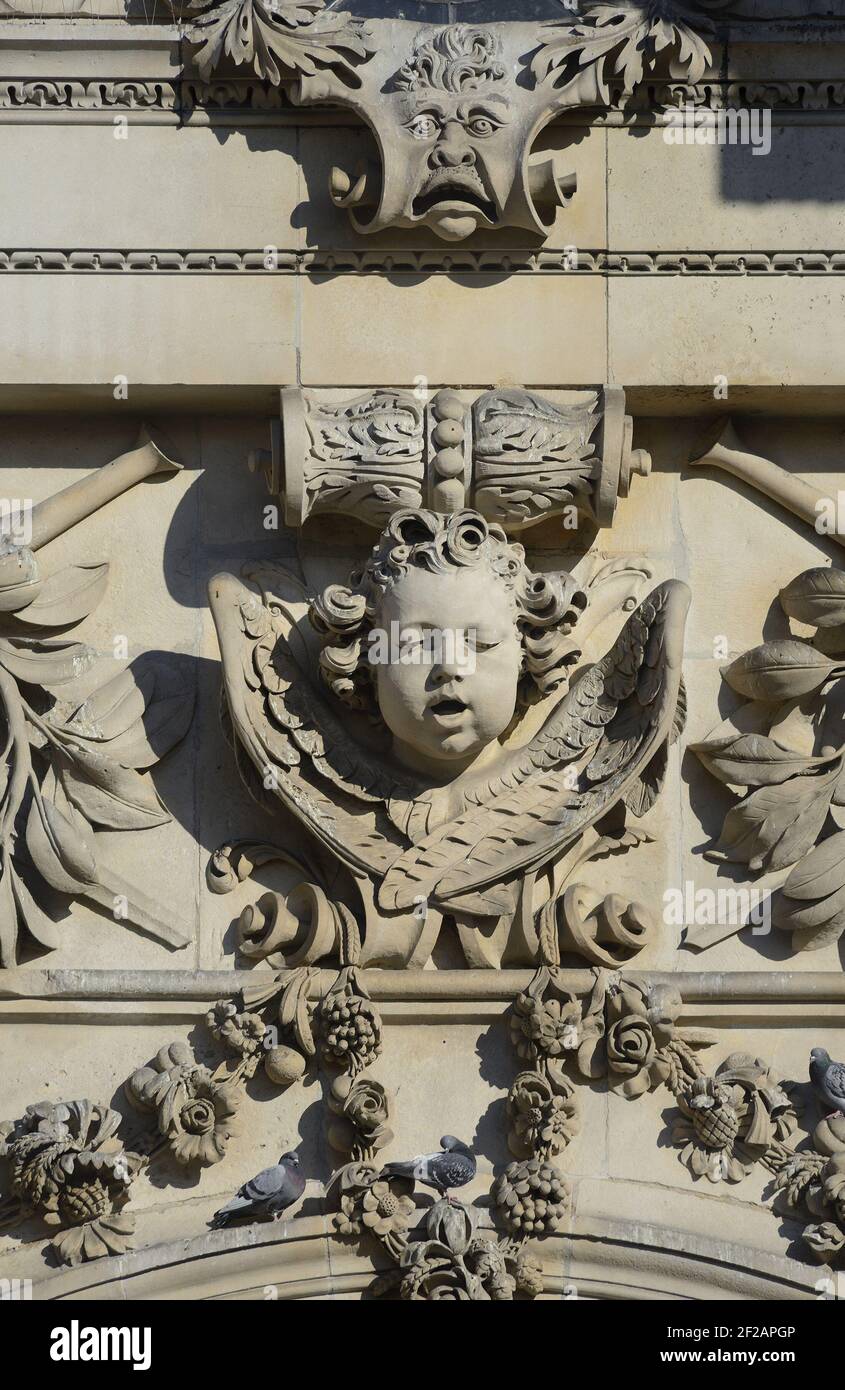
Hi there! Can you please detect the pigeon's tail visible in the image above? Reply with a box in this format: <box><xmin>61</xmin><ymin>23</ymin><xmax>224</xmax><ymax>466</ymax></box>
<box><xmin>209</xmin><ymin>1202</ymin><xmax>246</xmax><ymax>1230</ymax></box>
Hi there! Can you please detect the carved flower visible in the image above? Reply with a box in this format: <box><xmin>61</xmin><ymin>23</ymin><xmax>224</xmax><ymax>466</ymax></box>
<box><xmin>604</xmin><ymin>979</ymin><xmax>682</xmax><ymax>1097</ymax></box>
<box><xmin>491</xmin><ymin>1158</ymin><xmax>571</xmax><ymax>1238</ymax></box>
<box><xmin>507</xmin><ymin>1069</ymin><xmax>579</xmax><ymax>1158</ymax></box>
<box><xmin>509</xmin><ymin>992</ymin><xmax>582</xmax><ymax>1062</ymax></box>
<box><xmin>360</xmin><ymin>1180</ymin><xmax>416</xmax><ymax>1239</ymax></box>
<box><xmin>206</xmin><ymin>999</ymin><xmax>267</xmax><ymax>1060</ymax></box>
<box><xmin>126</xmin><ymin>1043</ymin><xmax>243</xmax><ymax>1167</ymax></box>
<box><xmin>163</xmin><ymin>1073</ymin><xmax>243</xmax><ymax>1167</ymax></box>
<box><xmin>332</xmin><ymin>1161</ymin><xmax>413</xmax><ymax>1248</ymax></box>
<box><xmin>327</xmin><ymin>1074</ymin><xmax>393</xmax><ymax>1156</ymax></box>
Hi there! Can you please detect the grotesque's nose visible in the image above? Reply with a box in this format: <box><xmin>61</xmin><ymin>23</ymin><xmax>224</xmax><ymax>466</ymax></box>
<box><xmin>431</xmin><ymin>121</ymin><xmax>476</xmax><ymax>169</ymax></box>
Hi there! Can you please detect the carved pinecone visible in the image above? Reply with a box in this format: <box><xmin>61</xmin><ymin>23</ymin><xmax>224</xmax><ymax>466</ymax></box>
<box><xmin>319</xmin><ymin>994</ymin><xmax>382</xmax><ymax>1072</ymax></box>
<box><xmin>58</xmin><ymin>1179</ymin><xmax>112</xmax><ymax>1226</ymax></box>
<box><xmin>692</xmin><ymin>1102</ymin><xmax>740</xmax><ymax>1152</ymax></box>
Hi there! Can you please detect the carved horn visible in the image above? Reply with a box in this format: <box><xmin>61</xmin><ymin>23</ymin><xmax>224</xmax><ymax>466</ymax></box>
<box><xmin>28</xmin><ymin>426</ymin><xmax>181</xmax><ymax>551</ymax></box>
<box><xmin>688</xmin><ymin>418</ymin><xmax>843</xmax><ymax>547</ymax></box>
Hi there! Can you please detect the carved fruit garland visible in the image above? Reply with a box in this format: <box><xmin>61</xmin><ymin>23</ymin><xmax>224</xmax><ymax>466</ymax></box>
<box><xmin>692</xmin><ymin>564</ymin><xmax>845</xmax><ymax>957</ymax></box>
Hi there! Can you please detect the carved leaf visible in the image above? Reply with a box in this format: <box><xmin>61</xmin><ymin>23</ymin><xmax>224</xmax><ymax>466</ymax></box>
<box><xmin>57</xmin><ymin>749</ymin><xmax>171</xmax><ymax>831</ymax></box>
<box><xmin>780</xmin><ymin>568</ymin><xmax>845</xmax><ymax>629</ymax></box>
<box><xmin>0</xmin><ymin>637</ymin><xmax>97</xmax><ymax>687</ymax></box>
<box><xmin>56</xmin><ymin>666</ymin><xmax>155</xmax><ymax>741</ymax></box>
<box><xmin>710</xmin><ymin>769</ymin><xmax>838</xmax><ymax>873</ymax></box>
<box><xmin>692</xmin><ymin>733</ymin><xmax>842</xmax><ymax>788</ymax></box>
<box><xmin>187</xmin><ymin>0</ymin><xmax>370</xmax><ymax>87</ymax></box>
<box><xmin>9</xmin><ymin>865</ymin><xmax>63</xmax><ymax>951</ymax></box>
<box><xmin>773</xmin><ymin>830</ymin><xmax>845</xmax><ymax>949</ymax></box>
<box><xmin>723</xmin><ymin>641</ymin><xmax>839</xmax><ymax>701</ymax></box>
<box><xmin>24</xmin><ymin>793</ymin><xmax>98</xmax><ymax>894</ymax></box>
<box><xmin>14</xmin><ymin>562</ymin><xmax>109</xmax><ymax>628</ymax></box>
<box><xmin>533</xmin><ymin>3</ymin><xmax>715</xmax><ymax>104</ymax></box>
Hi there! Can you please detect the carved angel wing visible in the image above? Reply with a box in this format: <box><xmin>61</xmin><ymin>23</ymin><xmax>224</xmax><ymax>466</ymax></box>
<box><xmin>209</xmin><ymin>564</ymin><xmax>413</xmax><ymax>878</ymax></box>
<box><xmin>378</xmin><ymin>580</ymin><xmax>690</xmax><ymax>915</ymax></box>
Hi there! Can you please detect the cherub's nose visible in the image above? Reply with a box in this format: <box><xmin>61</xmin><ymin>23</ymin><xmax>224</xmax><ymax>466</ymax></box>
<box><xmin>431</xmin><ymin>122</ymin><xmax>476</xmax><ymax>169</ymax></box>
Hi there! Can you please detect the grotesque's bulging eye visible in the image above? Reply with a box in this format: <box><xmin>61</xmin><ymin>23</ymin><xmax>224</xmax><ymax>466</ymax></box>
<box><xmin>407</xmin><ymin>113</ymin><xmax>439</xmax><ymax>140</ymax></box>
<box><xmin>468</xmin><ymin>117</ymin><xmax>496</xmax><ymax>137</ymax></box>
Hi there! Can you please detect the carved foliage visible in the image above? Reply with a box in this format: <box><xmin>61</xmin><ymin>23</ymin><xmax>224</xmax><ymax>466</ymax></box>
<box><xmin>186</xmin><ymin>0</ymin><xmax>370</xmax><ymax>87</ymax></box>
<box><xmin>693</xmin><ymin>565</ymin><xmax>845</xmax><ymax>955</ymax></box>
<box><xmin>0</xmin><ymin>1100</ymin><xmax>143</xmax><ymax>1267</ymax></box>
<box><xmin>0</xmin><ymin>437</ymin><xmax>194</xmax><ymax>965</ymax></box>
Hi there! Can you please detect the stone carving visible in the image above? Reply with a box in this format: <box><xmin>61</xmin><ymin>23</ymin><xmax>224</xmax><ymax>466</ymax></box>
<box><xmin>185</xmin><ymin>0</ymin><xmax>370</xmax><ymax>89</ymax></box>
<box><xmin>601</xmin><ymin>973</ymin><xmax>714</xmax><ymax>1098</ymax></box>
<box><xmin>184</xmin><ymin>6</ymin><xmax>725</xmax><ymax>240</ymax></box>
<box><xmin>270</xmin><ymin>385</ymin><xmax>650</xmax><ymax>532</ymax></box>
<box><xmin>0</xmin><ymin>432</ymin><xmax>195</xmax><ymax>965</ymax></box>
<box><xmin>669</xmin><ymin>1053</ymin><xmax>798</xmax><ymax>1184</ymax></box>
<box><xmin>125</xmin><ymin>1042</ymin><xmax>245</xmax><ymax>1168</ymax></box>
<box><xmin>692</xmin><ymin>564</ymin><xmax>845</xmax><ymax>954</ymax></box>
<box><xmin>773</xmin><ymin>1114</ymin><xmax>845</xmax><ymax>1266</ymax></box>
<box><xmin>0</xmin><ymin>1100</ymin><xmax>143</xmax><ymax>1266</ymax></box>
<box><xmin>689</xmin><ymin>422</ymin><xmax>845</xmax><ymax>554</ymax></box>
<box><xmin>210</xmin><ymin>507</ymin><xmax>688</xmax><ymax>969</ymax></box>
<box><xmin>333</xmin><ymin>1169</ymin><xmax>542</xmax><ymax>1300</ymax></box>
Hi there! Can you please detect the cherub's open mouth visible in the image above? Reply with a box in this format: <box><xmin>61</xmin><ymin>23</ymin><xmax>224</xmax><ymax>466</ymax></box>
<box><xmin>431</xmin><ymin>697</ymin><xmax>467</xmax><ymax>717</ymax></box>
<box><xmin>412</xmin><ymin>174</ymin><xmax>496</xmax><ymax>224</ymax></box>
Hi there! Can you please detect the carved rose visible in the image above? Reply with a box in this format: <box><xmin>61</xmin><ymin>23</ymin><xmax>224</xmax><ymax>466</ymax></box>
<box><xmin>126</xmin><ymin>1043</ymin><xmax>243</xmax><ymax>1167</ymax></box>
<box><xmin>328</xmin><ymin>1074</ymin><xmax>393</xmax><ymax>1156</ymax></box>
<box><xmin>604</xmin><ymin>979</ymin><xmax>692</xmax><ymax>1097</ymax></box>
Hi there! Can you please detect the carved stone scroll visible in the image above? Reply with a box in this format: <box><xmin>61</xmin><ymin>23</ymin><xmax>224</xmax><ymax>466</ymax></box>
<box><xmin>260</xmin><ymin>384</ymin><xmax>651</xmax><ymax>532</ymax></box>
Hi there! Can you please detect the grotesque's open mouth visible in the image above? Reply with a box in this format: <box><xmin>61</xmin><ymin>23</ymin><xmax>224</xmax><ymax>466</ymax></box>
<box><xmin>431</xmin><ymin>697</ymin><xmax>468</xmax><ymax>718</ymax></box>
<box><xmin>412</xmin><ymin>171</ymin><xmax>496</xmax><ymax>225</ymax></box>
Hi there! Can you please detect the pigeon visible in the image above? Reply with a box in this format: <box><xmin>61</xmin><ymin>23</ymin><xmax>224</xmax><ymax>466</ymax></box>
<box><xmin>209</xmin><ymin>1151</ymin><xmax>305</xmax><ymax>1229</ymax></box>
<box><xmin>810</xmin><ymin>1048</ymin><xmax>845</xmax><ymax>1118</ymax></box>
<box><xmin>381</xmin><ymin>1136</ymin><xmax>476</xmax><ymax>1197</ymax></box>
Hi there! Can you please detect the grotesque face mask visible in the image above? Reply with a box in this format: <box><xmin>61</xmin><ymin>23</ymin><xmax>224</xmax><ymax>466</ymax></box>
<box><xmin>323</xmin><ymin>22</ymin><xmax>577</xmax><ymax>241</ymax></box>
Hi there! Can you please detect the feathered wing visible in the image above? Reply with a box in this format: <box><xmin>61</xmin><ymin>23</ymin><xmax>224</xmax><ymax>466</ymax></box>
<box><xmin>378</xmin><ymin>580</ymin><xmax>690</xmax><ymax>915</ymax></box>
<box><xmin>208</xmin><ymin>564</ymin><xmax>409</xmax><ymax>879</ymax></box>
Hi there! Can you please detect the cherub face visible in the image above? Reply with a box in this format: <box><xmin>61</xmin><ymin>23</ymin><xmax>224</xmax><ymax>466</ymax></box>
<box><xmin>372</xmin><ymin>564</ymin><xmax>522</xmax><ymax>774</ymax></box>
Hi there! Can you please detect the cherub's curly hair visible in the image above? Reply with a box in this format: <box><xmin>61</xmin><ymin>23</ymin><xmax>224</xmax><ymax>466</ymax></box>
<box><xmin>309</xmin><ymin>509</ymin><xmax>587</xmax><ymax>714</ymax></box>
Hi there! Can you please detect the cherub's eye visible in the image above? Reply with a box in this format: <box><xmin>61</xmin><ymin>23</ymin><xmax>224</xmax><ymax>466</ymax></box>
<box><xmin>467</xmin><ymin>115</ymin><xmax>499</xmax><ymax>137</ymax></box>
<box><xmin>407</xmin><ymin>114</ymin><xmax>439</xmax><ymax>140</ymax></box>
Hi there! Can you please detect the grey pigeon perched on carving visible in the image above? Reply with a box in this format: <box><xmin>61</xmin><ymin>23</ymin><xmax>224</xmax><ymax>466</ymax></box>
<box><xmin>810</xmin><ymin>1049</ymin><xmax>845</xmax><ymax>1118</ymax></box>
<box><xmin>381</xmin><ymin>1135</ymin><xmax>476</xmax><ymax>1195</ymax></box>
<box><xmin>209</xmin><ymin>1151</ymin><xmax>304</xmax><ymax>1229</ymax></box>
